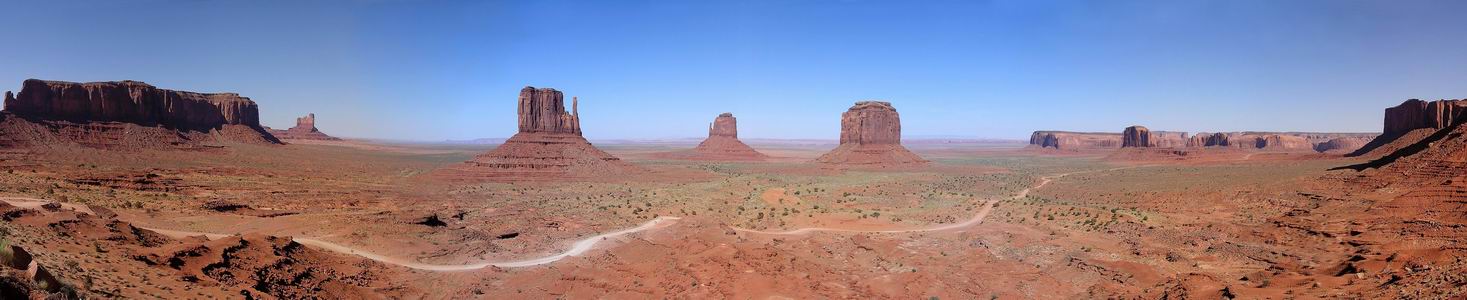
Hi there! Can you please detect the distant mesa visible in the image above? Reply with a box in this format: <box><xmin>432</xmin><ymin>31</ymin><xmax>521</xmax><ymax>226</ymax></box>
<box><xmin>0</xmin><ymin>79</ymin><xmax>280</xmax><ymax>149</ymax></box>
<box><xmin>1121</xmin><ymin>126</ymin><xmax>1150</xmax><ymax>148</ymax></box>
<box><xmin>1027</xmin><ymin>131</ymin><xmax>1121</xmax><ymax>150</ymax></box>
<box><xmin>814</xmin><ymin>101</ymin><xmax>928</xmax><ymax>166</ymax></box>
<box><xmin>685</xmin><ymin>112</ymin><xmax>769</xmax><ymax>161</ymax></box>
<box><xmin>435</xmin><ymin>86</ymin><xmax>641</xmax><ymax>181</ymax></box>
<box><xmin>268</xmin><ymin>113</ymin><xmax>341</xmax><ymax>140</ymax></box>
<box><xmin>1351</xmin><ymin>98</ymin><xmax>1467</xmax><ymax>157</ymax></box>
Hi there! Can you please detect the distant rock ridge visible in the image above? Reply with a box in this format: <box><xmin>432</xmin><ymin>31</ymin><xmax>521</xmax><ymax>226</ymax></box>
<box><xmin>686</xmin><ymin>113</ymin><xmax>768</xmax><ymax>161</ymax></box>
<box><xmin>1027</xmin><ymin>131</ymin><xmax>1122</xmax><ymax>150</ymax></box>
<box><xmin>435</xmin><ymin>86</ymin><xmax>641</xmax><ymax>181</ymax></box>
<box><xmin>815</xmin><ymin>101</ymin><xmax>927</xmax><ymax>166</ymax></box>
<box><xmin>0</xmin><ymin>79</ymin><xmax>280</xmax><ymax>148</ymax></box>
<box><xmin>268</xmin><ymin>113</ymin><xmax>341</xmax><ymax>140</ymax></box>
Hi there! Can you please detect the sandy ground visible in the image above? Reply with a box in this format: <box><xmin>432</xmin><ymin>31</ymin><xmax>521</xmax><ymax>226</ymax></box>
<box><xmin>0</xmin><ymin>140</ymin><xmax>1461</xmax><ymax>298</ymax></box>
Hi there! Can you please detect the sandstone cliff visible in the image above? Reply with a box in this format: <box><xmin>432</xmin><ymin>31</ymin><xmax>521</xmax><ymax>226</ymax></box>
<box><xmin>1121</xmin><ymin>126</ymin><xmax>1150</xmax><ymax>148</ymax></box>
<box><xmin>518</xmin><ymin>87</ymin><xmax>581</xmax><ymax>135</ymax></box>
<box><xmin>1027</xmin><ymin>131</ymin><xmax>1121</xmax><ymax>150</ymax></box>
<box><xmin>0</xmin><ymin>79</ymin><xmax>280</xmax><ymax>148</ymax></box>
<box><xmin>815</xmin><ymin>101</ymin><xmax>927</xmax><ymax>166</ymax></box>
<box><xmin>1354</xmin><ymin>99</ymin><xmax>1467</xmax><ymax>157</ymax></box>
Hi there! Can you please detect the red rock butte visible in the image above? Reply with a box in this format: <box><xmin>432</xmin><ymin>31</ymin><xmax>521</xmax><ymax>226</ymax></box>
<box><xmin>687</xmin><ymin>113</ymin><xmax>768</xmax><ymax>161</ymax></box>
<box><xmin>268</xmin><ymin>113</ymin><xmax>341</xmax><ymax>140</ymax></box>
<box><xmin>1351</xmin><ymin>98</ymin><xmax>1467</xmax><ymax>156</ymax></box>
<box><xmin>0</xmin><ymin>79</ymin><xmax>280</xmax><ymax>148</ymax></box>
<box><xmin>436</xmin><ymin>86</ymin><xmax>640</xmax><ymax>181</ymax></box>
<box><xmin>814</xmin><ymin>101</ymin><xmax>928</xmax><ymax>166</ymax></box>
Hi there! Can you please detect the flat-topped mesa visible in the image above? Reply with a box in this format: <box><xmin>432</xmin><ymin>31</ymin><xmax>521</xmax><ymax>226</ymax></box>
<box><xmin>839</xmin><ymin>101</ymin><xmax>902</xmax><ymax>145</ymax></box>
<box><xmin>517</xmin><ymin>87</ymin><xmax>581</xmax><ymax>135</ymax></box>
<box><xmin>1121</xmin><ymin>126</ymin><xmax>1150</xmax><ymax>148</ymax></box>
<box><xmin>0</xmin><ymin>79</ymin><xmax>280</xmax><ymax>148</ymax></box>
<box><xmin>5</xmin><ymin>79</ymin><xmax>263</xmax><ymax>130</ymax></box>
<box><xmin>1383</xmin><ymin>99</ymin><xmax>1467</xmax><ymax>137</ymax></box>
<box><xmin>1028</xmin><ymin>131</ymin><xmax>1121</xmax><ymax>150</ymax></box>
<box><xmin>815</xmin><ymin>101</ymin><xmax>927</xmax><ymax>166</ymax></box>
<box><xmin>436</xmin><ymin>86</ymin><xmax>640</xmax><ymax>181</ymax></box>
<box><xmin>1352</xmin><ymin>99</ymin><xmax>1467</xmax><ymax>157</ymax></box>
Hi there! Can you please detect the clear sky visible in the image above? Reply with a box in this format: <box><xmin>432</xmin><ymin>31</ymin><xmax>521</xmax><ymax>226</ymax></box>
<box><xmin>3</xmin><ymin>0</ymin><xmax>1466</xmax><ymax>141</ymax></box>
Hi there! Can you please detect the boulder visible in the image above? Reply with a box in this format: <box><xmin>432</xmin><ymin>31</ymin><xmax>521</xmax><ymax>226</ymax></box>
<box><xmin>814</xmin><ymin>101</ymin><xmax>927</xmax><ymax>166</ymax></box>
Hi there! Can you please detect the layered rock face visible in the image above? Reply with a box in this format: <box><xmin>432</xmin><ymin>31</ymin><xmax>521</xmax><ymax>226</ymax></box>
<box><xmin>1315</xmin><ymin>137</ymin><xmax>1371</xmax><ymax>154</ymax></box>
<box><xmin>1150</xmin><ymin>131</ymin><xmax>1189</xmax><ymax>148</ymax></box>
<box><xmin>814</xmin><ymin>101</ymin><xmax>927</xmax><ymax>166</ymax></box>
<box><xmin>519</xmin><ymin>87</ymin><xmax>580</xmax><ymax>134</ymax></box>
<box><xmin>1028</xmin><ymin>131</ymin><xmax>1121</xmax><ymax>150</ymax></box>
<box><xmin>1354</xmin><ymin>99</ymin><xmax>1467</xmax><ymax>156</ymax></box>
<box><xmin>1121</xmin><ymin>126</ymin><xmax>1150</xmax><ymax>148</ymax></box>
<box><xmin>689</xmin><ymin>113</ymin><xmax>768</xmax><ymax>161</ymax></box>
<box><xmin>0</xmin><ymin>79</ymin><xmax>280</xmax><ymax>148</ymax></box>
<box><xmin>436</xmin><ymin>86</ymin><xmax>640</xmax><ymax>181</ymax></box>
<box><xmin>268</xmin><ymin>113</ymin><xmax>341</xmax><ymax>140</ymax></box>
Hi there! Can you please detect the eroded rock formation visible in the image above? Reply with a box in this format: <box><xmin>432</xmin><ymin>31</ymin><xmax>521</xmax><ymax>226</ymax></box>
<box><xmin>269</xmin><ymin>113</ymin><xmax>341</xmax><ymax>140</ymax></box>
<box><xmin>436</xmin><ymin>86</ymin><xmax>640</xmax><ymax>181</ymax></box>
<box><xmin>1122</xmin><ymin>126</ymin><xmax>1150</xmax><ymax>148</ymax></box>
<box><xmin>1028</xmin><ymin>131</ymin><xmax>1122</xmax><ymax>150</ymax></box>
<box><xmin>814</xmin><ymin>101</ymin><xmax>927</xmax><ymax>166</ymax></box>
<box><xmin>1314</xmin><ymin>137</ymin><xmax>1371</xmax><ymax>154</ymax></box>
<box><xmin>1354</xmin><ymin>99</ymin><xmax>1467</xmax><ymax>156</ymax></box>
<box><xmin>688</xmin><ymin>113</ymin><xmax>768</xmax><ymax>160</ymax></box>
<box><xmin>0</xmin><ymin>79</ymin><xmax>280</xmax><ymax>149</ymax></box>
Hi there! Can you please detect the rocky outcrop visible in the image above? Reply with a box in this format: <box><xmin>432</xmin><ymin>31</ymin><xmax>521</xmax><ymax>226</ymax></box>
<box><xmin>6</xmin><ymin>79</ymin><xmax>262</xmax><ymax>130</ymax></box>
<box><xmin>1315</xmin><ymin>137</ymin><xmax>1371</xmax><ymax>154</ymax></box>
<box><xmin>0</xmin><ymin>79</ymin><xmax>280</xmax><ymax>149</ymax></box>
<box><xmin>1257</xmin><ymin>134</ymin><xmax>1311</xmax><ymax>150</ymax></box>
<box><xmin>436</xmin><ymin>86</ymin><xmax>640</xmax><ymax>181</ymax></box>
<box><xmin>518</xmin><ymin>87</ymin><xmax>580</xmax><ymax>134</ymax></box>
<box><xmin>687</xmin><ymin>113</ymin><xmax>768</xmax><ymax>161</ymax></box>
<box><xmin>1122</xmin><ymin>126</ymin><xmax>1150</xmax><ymax>148</ymax></box>
<box><xmin>1028</xmin><ymin>131</ymin><xmax>1122</xmax><ymax>150</ymax></box>
<box><xmin>268</xmin><ymin>113</ymin><xmax>341</xmax><ymax>140</ymax></box>
<box><xmin>1354</xmin><ymin>99</ymin><xmax>1467</xmax><ymax>156</ymax></box>
<box><xmin>1150</xmin><ymin>131</ymin><xmax>1189</xmax><ymax>148</ymax></box>
<box><xmin>815</xmin><ymin>101</ymin><xmax>927</xmax><ymax>166</ymax></box>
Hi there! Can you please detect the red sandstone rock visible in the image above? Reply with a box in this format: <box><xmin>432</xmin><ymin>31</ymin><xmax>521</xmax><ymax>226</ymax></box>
<box><xmin>0</xmin><ymin>79</ymin><xmax>280</xmax><ymax>149</ymax></box>
<box><xmin>1149</xmin><ymin>131</ymin><xmax>1189</xmax><ymax>148</ymax></box>
<box><xmin>815</xmin><ymin>101</ymin><xmax>927</xmax><ymax>166</ymax></box>
<box><xmin>518</xmin><ymin>87</ymin><xmax>580</xmax><ymax>135</ymax></box>
<box><xmin>688</xmin><ymin>113</ymin><xmax>768</xmax><ymax>161</ymax></box>
<box><xmin>1314</xmin><ymin>137</ymin><xmax>1371</xmax><ymax>154</ymax></box>
<box><xmin>437</xmin><ymin>86</ymin><xmax>640</xmax><ymax>181</ymax></box>
<box><xmin>269</xmin><ymin>113</ymin><xmax>341</xmax><ymax>140</ymax></box>
<box><xmin>1355</xmin><ymin>99</ymin><xmax>1467</xmax><ymax>156</ymax></box>
<box><xmin>1028</xmin><ymin>131</ymin><xmax>1121</xmax><ymax>150</ymax></box>
<box><xmin>1122</xmin><ymin>126</ymin><xmax>1150</xmax><ymax>148</ymax></box>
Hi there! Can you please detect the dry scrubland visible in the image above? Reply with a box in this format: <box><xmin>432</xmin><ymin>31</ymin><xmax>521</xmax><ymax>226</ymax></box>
<box><xmin>1</xmin><ymin>140</ymin><xmax>1462</xmax><ymax>298</ymax></box>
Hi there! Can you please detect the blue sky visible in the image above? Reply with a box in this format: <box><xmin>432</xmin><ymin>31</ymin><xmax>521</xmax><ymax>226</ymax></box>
<box><xmin>3</xmin><ymin>0</ymin><xmax>1465</xmax><ymax>140</ymax></box>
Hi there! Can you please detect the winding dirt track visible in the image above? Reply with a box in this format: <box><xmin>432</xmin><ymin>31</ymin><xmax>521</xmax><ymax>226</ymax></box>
<box><xmin>0</xmin><ymin>167</ymin><xmax>1121</xmax><ymax>271</ymax></box>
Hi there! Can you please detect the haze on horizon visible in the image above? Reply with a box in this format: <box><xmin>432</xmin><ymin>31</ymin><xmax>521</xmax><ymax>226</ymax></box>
<box><xmin>2</xmin><ymin>0</ymin><xmax>1464</xmax><ymax>141</ymax></box>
